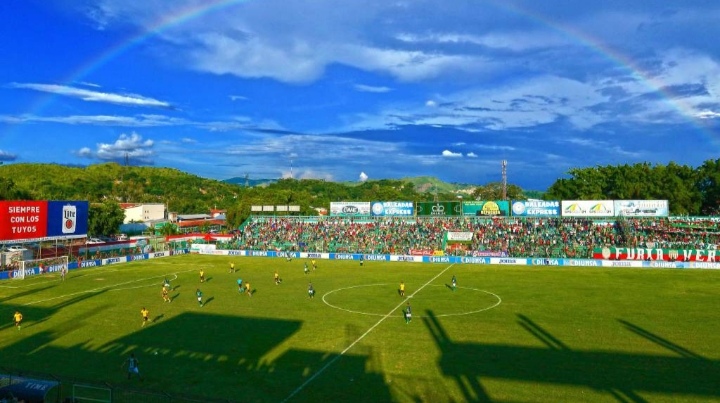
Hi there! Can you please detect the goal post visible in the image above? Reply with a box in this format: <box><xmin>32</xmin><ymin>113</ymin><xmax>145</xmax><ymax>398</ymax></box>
<box><xmin>17</xmin><ymin>255</ymin><xmax>69</xmax><ymax>280</ymax></box>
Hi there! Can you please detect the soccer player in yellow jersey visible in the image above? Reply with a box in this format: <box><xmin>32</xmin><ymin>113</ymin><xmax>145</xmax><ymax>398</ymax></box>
<box><xmin>274</xmin><ymin>270</ymin><xmax>280</xmax><ymax>285</ymax></box>
<box><xmin>229</xmin><ymin>262</ymin><xmax>235</xmax><ymax>273</ymax></box>
<box><xmin>162</xmin><ymin>286</ymin><xmax>170</xmax><ymax>303</ymax></box>
<box><xmin>399</xmin><ymin>281</ymin><xmax>405</xmax><ymax>297</ymax></box>
<box><xmin>199</xmin><ymin>269</ymin><xmax>205</xmax><ymax>283</ymax></box>
<box><xmin>245</xmin><ymin>282</ymin><xmax>252</xmax><ymax>297</ymax></box>
<box><xmin>13</xmin><ymin>311</ymin><xmax>22</xmax><ymax>330</ymax></box>
<box><xmin>141</xmin><ymin>307</ymin><xmax>149</xmax><ymax>327</ymax></box>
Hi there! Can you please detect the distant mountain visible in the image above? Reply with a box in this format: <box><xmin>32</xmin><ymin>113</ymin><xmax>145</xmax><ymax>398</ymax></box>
<box><xmin>223</xmin><ymin>175</ymin><xmax>535</xmax><ymax>196</ymax></box>
<box><xmin>401</xmin><ymin>176</ymin><xmax>478</xmax><ymax>194</ymax></box>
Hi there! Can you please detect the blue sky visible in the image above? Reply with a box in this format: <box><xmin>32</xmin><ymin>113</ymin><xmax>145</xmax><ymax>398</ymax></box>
<box><xmin>2</xmin><ymin>0</ymin><xmax>720</xmax><ymax>190</ymax></box>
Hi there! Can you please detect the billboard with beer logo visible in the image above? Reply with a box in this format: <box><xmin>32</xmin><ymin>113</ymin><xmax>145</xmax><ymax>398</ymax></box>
<box><xmin>0</xmin><ymin>200</ymin><xmax>89</xmax><ymax>242</ymax></box>
<box><xmin>462</xmin><ymin>200</ymin><xmax>510</xmax><ymax>216</ymax></box>
<box><xmin>416</xmin><ymin>201</ymin><xmax>462</xmax><ymax>216</ymax></box>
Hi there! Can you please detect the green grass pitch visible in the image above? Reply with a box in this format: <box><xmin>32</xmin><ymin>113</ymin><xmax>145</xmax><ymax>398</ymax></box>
<box><xmin>1</xmin><ymin>255</ymin><xmax>720</xmax><ymax>403</ymax></box>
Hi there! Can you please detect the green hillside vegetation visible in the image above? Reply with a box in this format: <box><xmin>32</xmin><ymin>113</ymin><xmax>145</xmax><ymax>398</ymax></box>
<box><xmin>3</xmin><ymin>159</ymin><xmax>720</xmax><ymax>225</ymax></box>
<box><xmin>0</xmin><ymin>163</ymin><xmax>241</xmax><ymax>214</ymax></box>
<box><xmin>0</xmin><ymin>163</ymin><xmax>529</xmax><ymax>228</ymax></box>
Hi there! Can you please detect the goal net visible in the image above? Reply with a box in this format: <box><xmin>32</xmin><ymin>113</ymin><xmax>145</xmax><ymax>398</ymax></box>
<box><xmin>17</xmin><ymin>256</ymin><xmax>69</xmax><ymax>280</ymax></box>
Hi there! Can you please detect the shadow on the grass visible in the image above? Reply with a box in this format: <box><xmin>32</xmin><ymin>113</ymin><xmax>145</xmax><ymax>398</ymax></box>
<box><xmin>0</xmin><ymin>307</ymin><xmax>394</xmax><ymax>402</ymax></box>
<box><xmin>0</xmin><ymin>283</ymin><xmax>57</xmax><ymax>304</ymax></box>
<box><xmin>423</xmin><ymin>311</ymin><xmax>719</xmax><ymax>403</ymax></box>
<box><xmin>618</xmin><ymin>319</ymin><xmax>706</xmax><ymax>360</ymax></box>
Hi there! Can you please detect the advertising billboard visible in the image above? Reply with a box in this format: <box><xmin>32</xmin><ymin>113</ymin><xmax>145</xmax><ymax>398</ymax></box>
<box><xmin>511</xmin><ymin>200</ymin><xmax>561</xmax><ymax>217</ymax></box>
<box><xmin>462</xmin><ymin>201</ymin><xmax>510</xmax><ymax>216</ymax></box>
<box><xmin>613</xmin><ymin>200</ymin><xmax>669</xmax><ymax>217</ymax></box>
<box><xmin>416</xmin><ymin>201</ymin><xmax>462</xmax><ymax>217</ymax></box>
<box><xmin>0</xmin><ymin>200</ymin><xmax>89</xmax><ymax>243</ymax></box>
<box><xmin>330</xmin><ymin>202</ymin><xmax>371</xmax><ymax>216</ymax></box>
<box><xmin>561</xmin><ymin>200</ymin><xmax>615</xmax><ymax>217</ymax></box>
<box><xmin>370</xmin><ymin>201</ymin><xmax>414</xmax><ymax>216</ymax></box>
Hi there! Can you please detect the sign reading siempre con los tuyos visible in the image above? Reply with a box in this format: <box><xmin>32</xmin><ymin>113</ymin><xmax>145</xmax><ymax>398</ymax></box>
<box><xmin>0</xmin><ymin>200</ymin><xmax>89</xmax><ymax>242</ymax></box>
<box><xmin>594</xmin><ymin>247</ymin><xmax>720</xmax><ymax>262</ymax></box>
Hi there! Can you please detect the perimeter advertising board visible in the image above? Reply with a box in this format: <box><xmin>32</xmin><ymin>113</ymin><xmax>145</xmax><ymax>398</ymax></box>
<box><xmin>330</xmin><ymin>202</ymin><xmax>371</xmax><ymax>216</ymax></box>
<box><xmin>594</xmin><ymin>247</ymin><xmax>720</xmax><ymax>262</ymax></box>
<box><xmin>416</xmin><ymin>201</ymin><xmax>462</xmax><ymax>216</ymax></box>
<box><xmin>613</xmin><ymin>200</ymin><xmax>669</xmax><ymax>217</ymax></box>
<box><xmin>561</xmin><ymin>200</ymin><xmax>615</xmax><ymax>217</ymax></box>
<box><xmin>462</xmin><ymin>201</ymin><xmax>510</xmax><ymax>216</ymax></box>
<box><xmin>370</xmin><ymin>201</ymin><xmax>414</xmax><ymax>216</ymax></box>
<box><xmin>511</xmin><ymin>200</ymin><xmax>561</xmax><ymax>217</ymax></box>
<box><xmin>0</xmin><ymin>200</ymin><xmax>89</xmax><ymax>243</ymax></box>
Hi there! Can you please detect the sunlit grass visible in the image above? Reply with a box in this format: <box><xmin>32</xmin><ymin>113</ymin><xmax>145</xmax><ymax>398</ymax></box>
<box><xmin>1</xmin><ymin>255</ymin><xmax>719</xmax><ymax>402</ymax></box>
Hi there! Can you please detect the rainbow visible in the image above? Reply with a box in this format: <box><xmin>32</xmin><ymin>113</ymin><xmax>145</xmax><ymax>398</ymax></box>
<box><xmin>11</xmin><ymin>0</ymin><xmax>250</xmax><ymax>122</ymax></box>
<box><xmin>7</xmin><ymin>0</ymin><xmax>716</xmax><ymax>141</ymax></box>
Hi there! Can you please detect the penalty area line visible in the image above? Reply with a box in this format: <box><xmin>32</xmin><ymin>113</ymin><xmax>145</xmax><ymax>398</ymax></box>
<box><xmin>280</xmin><ymin>263</ymin><xmax>455</xmax><ymax>403</ymax></box>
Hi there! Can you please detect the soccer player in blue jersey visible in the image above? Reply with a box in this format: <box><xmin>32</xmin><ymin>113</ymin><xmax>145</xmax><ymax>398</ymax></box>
<box><xmin>237</xmin><ymin>278</ymin><xmax>243</xmax><ymax>293</ymax></box>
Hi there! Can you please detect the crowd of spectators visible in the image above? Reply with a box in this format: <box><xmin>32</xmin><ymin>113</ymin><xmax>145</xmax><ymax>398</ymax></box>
<box><xmin>226</xmin><ymin>215</ymin><xmax>720</xmax><ymax>258</ymax></box>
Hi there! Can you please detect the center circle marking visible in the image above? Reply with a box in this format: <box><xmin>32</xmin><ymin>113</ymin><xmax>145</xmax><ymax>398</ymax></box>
<box><xmin>321</xmin><ymin>283</ymin><xmax>502</xmax><ymax>317</ymax></box>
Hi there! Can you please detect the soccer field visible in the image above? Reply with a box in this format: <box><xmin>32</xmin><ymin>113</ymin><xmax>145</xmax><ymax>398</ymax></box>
<box><xmin>1</xmin><ymin>255</ymin><xmax>719</xmax><ymax>403</ymax></box>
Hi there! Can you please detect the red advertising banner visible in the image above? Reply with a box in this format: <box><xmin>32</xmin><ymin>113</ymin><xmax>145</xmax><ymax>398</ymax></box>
<box><xmin>409</xmin><ymin>248</ymin><xmax>434</xmax><ymax>256</ymax></box>
<box><xmin>0</xmin><ymin>200</ymin><xmax>88</xmax><ymax>242</ymax></box>
<box><xmin>0</xmin><ymin>201</ymin><xmax>48</xmax><ymax>241</ymax></box>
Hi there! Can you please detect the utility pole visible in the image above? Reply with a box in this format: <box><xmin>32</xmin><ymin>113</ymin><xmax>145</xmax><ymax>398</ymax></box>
<box><xmin>501</xmin><ymin>160</ymin><xmax>507</xmax><ymax>200</ymax></box>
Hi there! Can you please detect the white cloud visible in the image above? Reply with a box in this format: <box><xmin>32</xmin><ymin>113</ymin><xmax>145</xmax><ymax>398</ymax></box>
<box><xmin>77</xmin><ymin>147</ymin><xmax>93</xmax><ymax>158</ymax></box>
<box><xmin>229</xmin><ymin>95</ymin><xmax>248</xmax><ymax>101</ymax></box>
<box><xmin>353</xmin><ymin>84</ymin><xmax>392</xmax><ymax>93</ymax></box>
<box><xmin>442</xmin><ymin>150</ymin><xmax>462</xmax><ymax>158</ymax></box>
<box><xmin>697</xmin><ymin>110</ymin><xmax>720</xmax><ymax>119</ymax></box>
<box><xmin>2</xmin><ymin>114</ymin><xmax>189</xmax><ymax>127</ymax></box>
<box><xmin>77</xmin><ymin>132</ymin><xmax>155</xmax><ymax>164</ymax></box>
<box><xmin>466</xmin><ymin>152</ymin><xmax>477</xmax><ymax>158</ymax></box>
<box><xmin>425</xmin><ymin>100</ymin><xmax>437</xmax><ymax>107</ymax></box>
<box><xmin>9</xmin><ymin>83</ymin><xmax>173</xmax><ymax>108</ymax></box>
<box><xmin>395</xmin><ymin>31</ymin><xmax>569</xmax><ymax>52</ymax></box>
<box><xmin>359</xmin><ymin>171</ymin><xmax>369</xmax><ymax>181</ymax></box>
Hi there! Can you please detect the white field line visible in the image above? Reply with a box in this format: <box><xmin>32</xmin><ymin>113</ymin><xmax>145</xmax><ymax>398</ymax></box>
<box><xmin>281</xmin><ymin>264</ymin><xmax>455</xmax><ymax>403</ymax></box>
<box><xmin>21</xmin><ymin>270</ymin><xmax>191</xmax><ymax>306</ymax></box>
<box><xmin>0</xmin><ymin>267</ymin><xmax>120</xmax><ymax>289</ymax></box>
<box><xmin>322</xmin><ymin>284</ymin><xmax>502</xmax><ymax>318</ymax></box>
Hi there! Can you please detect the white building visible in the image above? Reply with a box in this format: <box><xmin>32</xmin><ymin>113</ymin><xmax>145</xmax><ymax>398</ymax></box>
<box><xmin>120</xmin><ymin>203</ymin><xmax>166</xmax><ymax>224</ymax></box>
